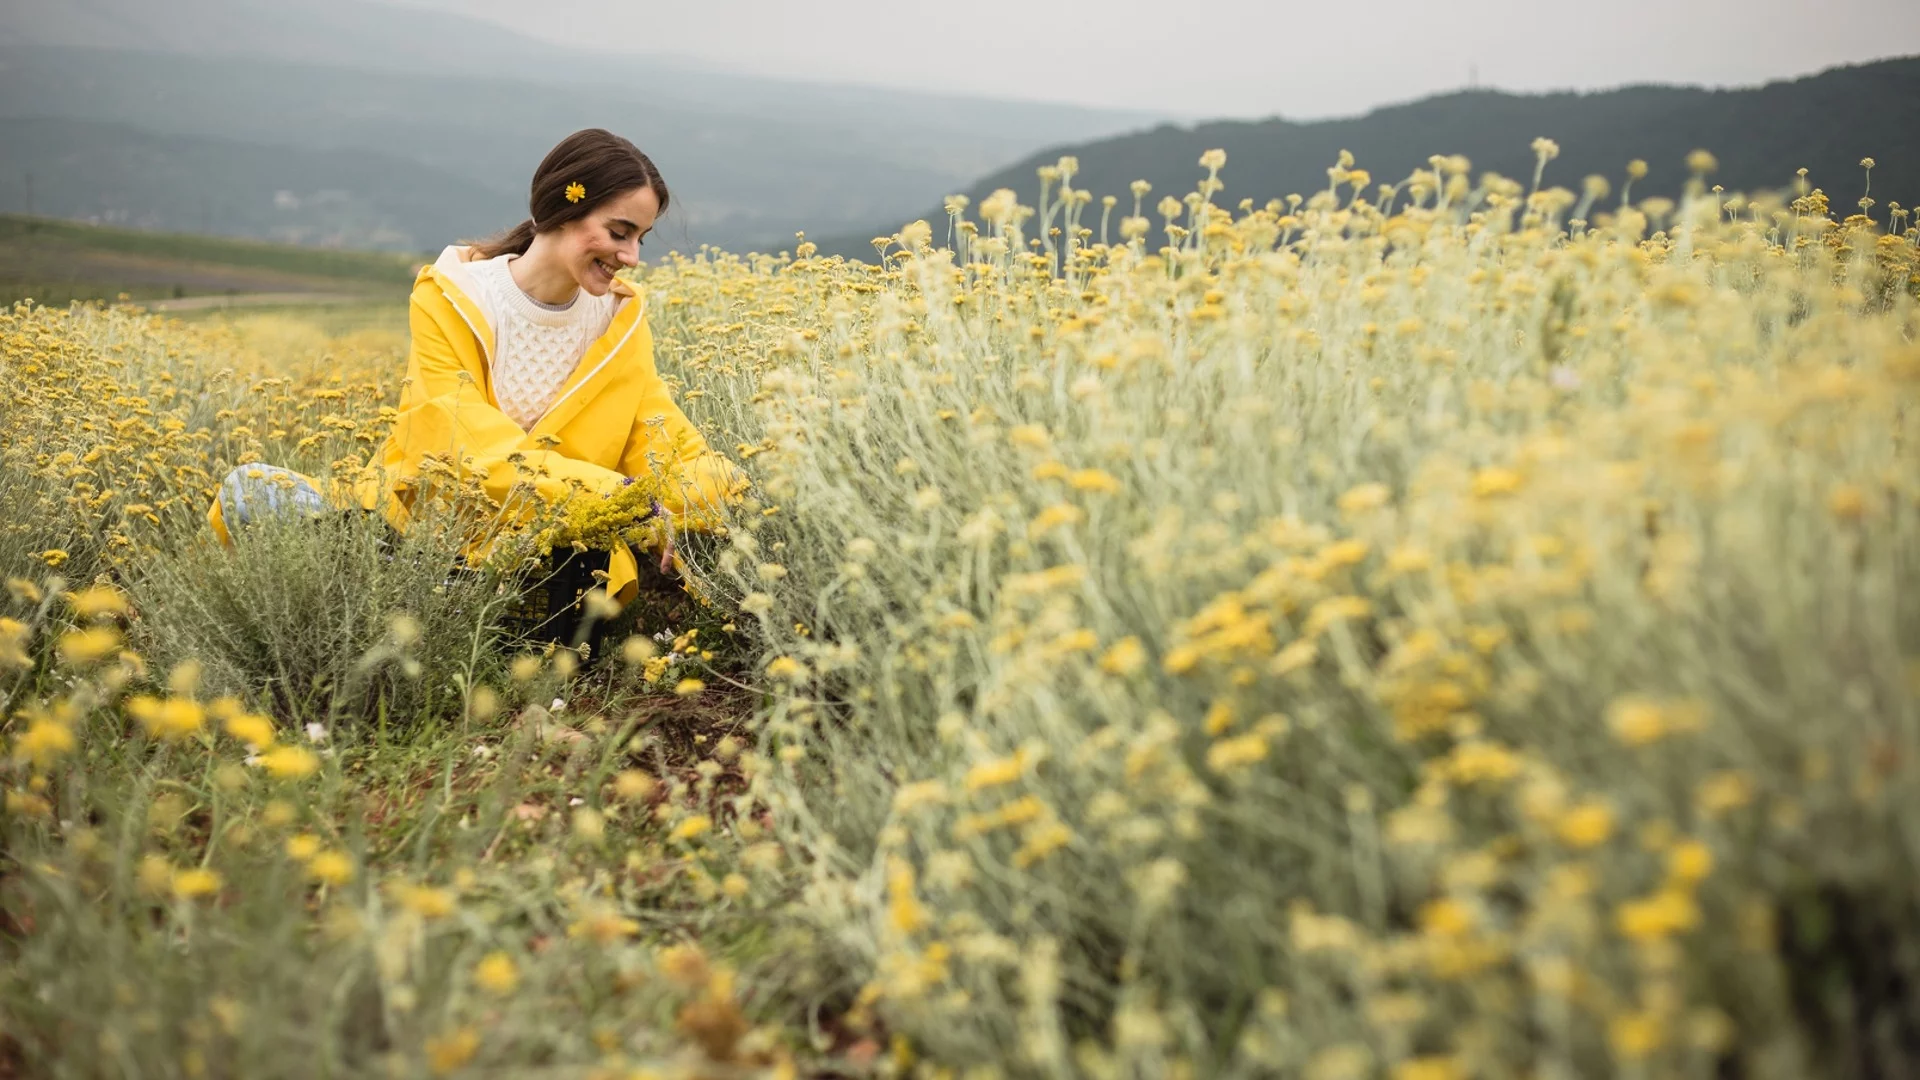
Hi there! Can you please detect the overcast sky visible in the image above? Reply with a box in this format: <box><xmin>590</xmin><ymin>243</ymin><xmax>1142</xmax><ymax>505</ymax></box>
<box><xmin>395</xmin><ymin>0</ymin><xmax>1920</xmax><ymax>120</ymax></box>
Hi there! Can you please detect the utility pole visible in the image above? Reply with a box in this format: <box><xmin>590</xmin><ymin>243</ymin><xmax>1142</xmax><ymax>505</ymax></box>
<box><xmin>23</xmin><ymin>170</ymin><xmax>34</xmax><ymax>217</ymax></box>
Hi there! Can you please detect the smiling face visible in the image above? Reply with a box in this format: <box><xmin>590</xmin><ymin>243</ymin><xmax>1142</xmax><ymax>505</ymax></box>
<box><xmin>555</xmin><ymin>185</ymin><xmax>660</xmax><ymax>296</ymax></box>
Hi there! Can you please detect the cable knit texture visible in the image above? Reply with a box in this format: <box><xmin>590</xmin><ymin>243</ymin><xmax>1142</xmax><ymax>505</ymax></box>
<box><xmin>467</xmin><ymin>254</ymin><xmax>616</xmax><ymax>430</ymax></box>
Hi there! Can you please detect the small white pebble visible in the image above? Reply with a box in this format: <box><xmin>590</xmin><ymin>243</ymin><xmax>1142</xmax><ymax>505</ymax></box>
<box><xmin>550</xmin><ymin>698</ymin><xmax>567</xmax><ymax>713</ymax></box>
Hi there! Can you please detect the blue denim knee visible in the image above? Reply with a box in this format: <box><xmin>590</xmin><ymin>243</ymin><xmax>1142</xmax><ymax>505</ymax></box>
<box><xmin>216</xmin><ymin>464</ymin><xmax>326</xmax><ymax>530</ymax></box>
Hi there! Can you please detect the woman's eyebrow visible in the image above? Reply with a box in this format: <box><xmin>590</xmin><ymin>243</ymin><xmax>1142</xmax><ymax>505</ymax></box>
<box><xmin>611</xmin><ymin>218</ymin><xmax>639</xmax><ymax>232</ymax></box>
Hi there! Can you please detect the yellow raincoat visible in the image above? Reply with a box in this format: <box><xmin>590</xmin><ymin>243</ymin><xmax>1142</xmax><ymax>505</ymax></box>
<box><xmin>209</xmin><ymin>245</ymin><xmax>748</xmax><ymax>600</ymax></box>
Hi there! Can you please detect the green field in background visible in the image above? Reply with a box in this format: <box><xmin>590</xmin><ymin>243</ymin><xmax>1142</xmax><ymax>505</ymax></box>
<box><xmin>1</xmin><ymin>214</ymin><xmax>422</xmax><ymax>307</ymax></box>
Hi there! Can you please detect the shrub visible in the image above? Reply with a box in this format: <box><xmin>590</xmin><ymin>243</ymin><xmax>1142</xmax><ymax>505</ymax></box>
<box><xmin>127</xmin><ymin>506</ymin><xmax>514</xmax><ymax>735</ymax></box>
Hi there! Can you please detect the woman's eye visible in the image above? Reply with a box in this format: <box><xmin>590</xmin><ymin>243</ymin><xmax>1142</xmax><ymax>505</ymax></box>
<box><xmin>610</xmin><ymin>230</ymin><xmax>629</xmax><ymax>242</ymax></box>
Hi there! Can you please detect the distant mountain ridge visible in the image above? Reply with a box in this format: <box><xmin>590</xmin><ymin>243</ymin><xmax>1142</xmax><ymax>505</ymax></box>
<box><xmin>0</xmin><ymin>0</ymin><xmax>1161</xmax><ymax>253</ymax></box>
<box><xmin>817</xmin><ymin>56</ymin><xmax>1920</xmax><ymax>259</ymax></box>
<box><xmin>0</xmin><ymin>117</ymin><xmax>502</xmax><ymax>250</ymax></box>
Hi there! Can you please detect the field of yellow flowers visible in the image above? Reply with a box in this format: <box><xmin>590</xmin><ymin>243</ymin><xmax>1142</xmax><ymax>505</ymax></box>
<box><xmin>4</xmin><ymin>145</ymin><xmax>1919</xmax><ymax>1079</ymax></box>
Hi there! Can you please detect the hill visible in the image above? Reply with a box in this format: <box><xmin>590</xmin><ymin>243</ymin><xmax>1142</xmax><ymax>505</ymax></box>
<box><xmin>0</xmin><ymin>0</ymin><xmax>1162</xmax><ymax>254</ymax></box>
<box><xmin>0</xmin><ymin>117</ymin><xmax>508</xmax><ymax>252</ymax></box>
<box><xmin>816</xmin><ymin>56</ymin><xmax>1920</xmax><ymax>259</ymax></box>
<box><xmin>0</xmin><ymin>213</ymin><xmax>417</xmax><ymax>307</ymax></box>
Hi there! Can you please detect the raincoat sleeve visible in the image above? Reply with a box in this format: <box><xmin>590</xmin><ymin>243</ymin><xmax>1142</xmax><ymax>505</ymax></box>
<box><xmin>386</xmin><ymin>295</ymin><xmax>628</xmax><ymax>511</ymax></box>
<box><xmin>616</xmin><ymin>321</ymin><xmax>749</xmax><ymax>524</ymax></box>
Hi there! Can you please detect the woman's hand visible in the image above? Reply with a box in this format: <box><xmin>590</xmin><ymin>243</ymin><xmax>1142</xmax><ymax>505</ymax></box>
<box><xmin>651</xmin><ymin>498</ymin><xmax>677</xmax><ymax>578</ymax></box>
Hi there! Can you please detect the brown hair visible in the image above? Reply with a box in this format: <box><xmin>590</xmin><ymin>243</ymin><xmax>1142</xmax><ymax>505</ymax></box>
<box><xmin>471</xmin><ymin>128</ymin><xmax>670</xmax><ymax>259</ymax></box>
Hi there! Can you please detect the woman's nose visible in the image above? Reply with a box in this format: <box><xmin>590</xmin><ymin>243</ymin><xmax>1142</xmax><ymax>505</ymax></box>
<box><xmin>617</xmin><ymin>241</ymin><xmax>640</xmax><ymax>267</ymax></box>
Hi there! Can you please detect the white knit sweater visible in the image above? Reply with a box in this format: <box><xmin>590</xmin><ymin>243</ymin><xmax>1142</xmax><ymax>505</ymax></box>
<box><xmin>465</xmin><ymin>254</ymin><xmax>616</xmax><ymax>430</ymax></box>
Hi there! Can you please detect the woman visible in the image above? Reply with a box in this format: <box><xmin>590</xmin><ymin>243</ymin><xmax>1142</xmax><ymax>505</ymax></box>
<box><xmin>210</xmin><ymin>129</ymin><xmax>747</xmax><ymax>604</ymax></box>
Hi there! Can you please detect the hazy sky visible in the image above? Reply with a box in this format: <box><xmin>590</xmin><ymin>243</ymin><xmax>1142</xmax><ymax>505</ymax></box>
<box><xmin>396</xmin><ymin>0</ymin><xmax>1920</xmax><ymax>119</ymax></box>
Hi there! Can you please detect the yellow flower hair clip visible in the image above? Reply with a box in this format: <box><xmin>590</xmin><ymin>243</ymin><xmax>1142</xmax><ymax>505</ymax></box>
<box><xmin>564</xmin><ymin>182</ymin><xmax>587</xmax><ymax>204</ymax></box>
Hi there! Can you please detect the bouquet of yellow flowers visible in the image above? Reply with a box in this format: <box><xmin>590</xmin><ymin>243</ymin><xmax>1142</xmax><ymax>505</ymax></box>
<box><xmin>534</xmin><ymin>474</ymin><xmax>671</xmax><ymax>559</ymax></box>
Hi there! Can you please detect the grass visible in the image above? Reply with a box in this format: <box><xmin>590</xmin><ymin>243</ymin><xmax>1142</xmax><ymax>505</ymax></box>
<box><xmin>0</xmin><ymin>213</ymin><xmax>421</xmax><ymax>307</ymax></box>
<box><xmin>173</xmin><ymin>300</ymin><xmax>410</xmax><ymax>336</ymax></box>
<box><xmin>2</xmin><ymin>142</ymin><xmax>1919</xmax><ymax>1078</ymax></box>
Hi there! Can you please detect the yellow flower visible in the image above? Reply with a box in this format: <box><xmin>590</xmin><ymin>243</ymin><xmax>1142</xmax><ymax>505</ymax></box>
<box><xmin>67</xmin><ymin>585</ymin><xmax>129</xmax><ymax>619</ymax></box>
<box><xmin>1609</xmin><ymin>1010</ymin><xmax>1665</xmax><ymax>1059</ymax></box>
<box><xmin>1269</xmin><ymin>639</ymin><xmax>1318</xmax><ymax>676</ymax></box>
<box><xmin>1028</xmin><ymin>502</ymin><xmax>1085</xmax><ymax>537</ymax></box>
<box><xmin>426</xmin><ymin>1027</ymin><xmax>480</xmax><ymax>1076</ymax></box>
<box><xmin>674</xmin><ymin>677</ymin><xmax>706</xmax><ymax>697</ymax></box>
<box><xmin>1318</xmin><ymin>539</ymin><xmax>1369</xmax><ymax>568</ymax></box>
<box><xmin>892</xmin><ymin>780</ymin><xmax>948</xmax><ymax>814</ymax></box>
<box><xmin>1695</xmin><ymin>770</ymin><xmax>1753</xmax><ymax>816</ymax></box>
<box><xmin>1615</xmin><ymin>889</ymin><xmax>1700</xmax><ymax>941</ymax></box>
<box><xmin>564</xmin><ymin>182</ymin><xmax>587</xmax><ymax>204</ymax></box>
<box><xmin>657</xmin><ymin>943</ymin><xmax>712</xmax><ymax>988</ymax></box>
<box><xmin>670</xmin><ymin>814</ymin><xmax>713</xmax><ymax>842</ymax></box>
<box><xmin>1385</xmin><ymin>545</ymin><xmax>1432</xmax><ymax>576</ymax></box>
<box><xmin>223</xmin><ymin>712</ymin><xmax>276</xmax><ymax>749</ymax></box>
<box><xmin>258</xmin><ymin>746</ymin><xmax>320</xmax><ymax>780</ymax></box>
<box><xmin>572</xmin><ymin>806</ymin><xmax>605</xmax><ymax>841</ymax></box>
<box><xmin>394</xmin><ymin>883</ymin><xmax>457</xmax><ymax>919</ymax></box>
<box><xmin>1337</xmin><ymin>483</ymin><xmax>1391</xmax><ymax>515</ymax></box>
<box><xmin>1829</xmin><ymin>483</ymin><xmax>1867</xmax><ymax>521</ymax></box>
<box><xmin>1393</xmin><ymin>1057</ymin><xmax>1461</xmax><ymax>1080</ymax></box>
<box><xmin>1304</xmin><ymin>596</ymin><xmax>1371</xmax><ymax>638</ymax></box>
<box><xmin>127</xmin><ymin>695</ymin><xmax>205</xmax><ymax>741</ymax></box>
<box><xmin>1555</xmin><ymin>800</ymin><xmax>1615</xmax><ymax>849</ymax></box>
<box><xmin>171</xmin><ymin>867</ymin><xmax>223</xmax><ymax>899</ymax></box>
<box><xmin>963</xmin><ymin>749</ymin><xmax>1032</xmax><ymax>792</ymax></box>
<box><xmin>1066</xmin><ymin>468</ymin><xmax>1121</xmax><ymax>494</ymax></box>
<box><xmin>1007</xmin><ymin>424</ymin><xmax>1051</xmax><ymax>450</ymax></box>
<box><xmin>1470</xmin><ymin>467</ymin><xmax>1523</xmax><ymax>499</ymax></box>
<box><xmin>5</xmin><ymin>790</ymin><xmax>52</xmax><ymax>818</ymax></box>
<box><xmin>1013</xmin><ymin>820</ymin><xmax>1072</xmax><ymax>868</ymax></box>
<box><xmin>1605</xmin><ymin>696</ymin><xmax>1705</xmax><ymax>746</ymax></box>
<box><xmin>474</xmin><ymin>951</ymin><xmax>520</xmax><ymax>994</ymax></box>
<box><xmin>886</xmin><ymin>855</ymin><xmax>927</xmax><ymax>933</ymax></box>
<box><xmin>1447</xmin><ymin>741</ymin><xmax>1522</xmax><ymax>785</ymax></box>
<box><xmin>1098</xmin><ymin>636</ymin><xmax>1146</xmax><ymax>676</ymax></box>
<box><xmin>306</xmin><ymin>851</ymin><xmax>355</xmax><ymax>886</ymax></box>
<box><xmin>285</xmin><ymin>833</ymin><xmax>323</xmax><ymax>861</ymax></box>
<box><xmin>567</xmin><ymin>905</ymin><xmax>639</xmax><ymax>943</ymax></box>
<box><xmin>56</xmin><ymin>626</ymin><xmax>120</xmax><ymax>665</ymax></box>
<box><xmin>11</xmin><ymin>718</ymin><xmax>76</xmax><ymax>769</ymax></box>
<box><xmin>614</xmin><ymin>770</ymin><xmax>657</xmax><ymax>801</ymax></box>
<box><xmin>1666</xmin><ymin>839</ymin><xmax>1714</xmax><ymax>884</ymax></box>
<box><xmin>764</xmin><ymin>655</ymin><xmax>807</xmax><ymax>682</ymax></box>
<box><xmin>1206</xmin><ymin>732</ymin><xmax>1270</xmax><ymax>774</ymax></box>
<box><xmin>1419</xmin><ymin>898</ymin><xmax>1473</xmax><ymax>938</ymax></box>
<box><xmin>0</xmin><ymin>618</ymin><xmax>31</xmax><ymax>669</ymax></box>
